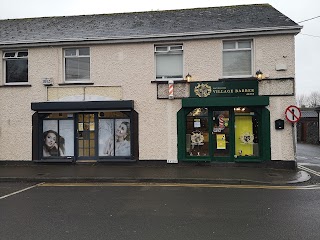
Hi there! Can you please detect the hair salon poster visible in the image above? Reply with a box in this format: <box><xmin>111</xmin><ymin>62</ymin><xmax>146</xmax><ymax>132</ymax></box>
<box><xmin>43</xmin><ymin>120</ymin><xmax>74</xmax><ymax>157</ymax></box>
<box><xmin>99</xmin><ymin>119</ymin><xmax>131</xmax><ymax>157</ymax></box>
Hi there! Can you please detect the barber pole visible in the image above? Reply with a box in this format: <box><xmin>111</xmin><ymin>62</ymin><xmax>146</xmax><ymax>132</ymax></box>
<box><xmin>168</xmin><ymin>80</ymin><xmax>174</xmax><ymax>99</ymax></box>
<box><xmin>218</xmin><ymin>114</ymin><xmax>225</xmax><ymax>129</ymax></box>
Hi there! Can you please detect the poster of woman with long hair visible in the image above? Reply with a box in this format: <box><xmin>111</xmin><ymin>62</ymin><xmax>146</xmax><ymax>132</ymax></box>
<box><xmin>99</xmin><ymin>119</ymin><xmax>131</xmax><ymax>157</ymax></box>
<box><xmin>43</xmin><ymin>120</ymin><xmax>74</xmax><ymax>157</ymax></box>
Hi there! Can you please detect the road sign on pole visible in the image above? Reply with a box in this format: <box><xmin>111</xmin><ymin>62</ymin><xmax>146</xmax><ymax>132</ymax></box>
<box><xmin>285</xmin><ymin>105</ymin><xmax>301</xmax><ymax>123</ymax></box>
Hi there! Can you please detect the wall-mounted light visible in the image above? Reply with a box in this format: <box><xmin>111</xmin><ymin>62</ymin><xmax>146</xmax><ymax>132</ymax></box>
<box><xmin>256</xmin><ymin>70</ymin><xmax>263</xmax><ymax>81</ymax></box>
<box><xmin>186</xmin><ymin>73</ymin><xmax>192</xmax><ymax>82</ymax></box>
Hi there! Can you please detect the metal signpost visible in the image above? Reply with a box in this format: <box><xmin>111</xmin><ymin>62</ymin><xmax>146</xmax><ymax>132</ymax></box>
<box><xmin>285</xmin><ymin>105</ymin><xmax>301</xmax><ymax>159</ymax></box>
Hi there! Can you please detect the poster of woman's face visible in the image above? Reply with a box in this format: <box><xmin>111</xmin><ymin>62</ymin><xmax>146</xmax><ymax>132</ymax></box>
<box><xmin>114</xmin><ymin>119</ymin><xmax>131</xmax><ymax>156</ymax></box>
<box><xmin>99</xmin><ymin>119</ymin><xmax>131</xmax><ymax>157</ymax></box>
<box><xmin>43</xmin><ymin>120</ymin><xmax>74</xmax><ymax>157</ymax></box>
<box><xmin>99</xmin><ymin>119</ymin><xmax>114</xmax><ymax>156</ymax></box>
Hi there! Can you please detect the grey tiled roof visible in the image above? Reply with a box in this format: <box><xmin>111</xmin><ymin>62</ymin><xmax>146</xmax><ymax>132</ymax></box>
<box><xmin>301</xmin><ymin>110</ymin><xmax>318</xmax><ymax>118</ymax></box>
<box><xmin>0</xmin><ymin>4</ymin><xmax>301</xmax><ymax>47</ymax></box>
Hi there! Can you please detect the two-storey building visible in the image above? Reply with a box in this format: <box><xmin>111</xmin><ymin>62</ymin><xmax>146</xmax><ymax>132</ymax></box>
<box><xmin>0</xmin><ymin>4</ymin><xmax>301</xmax><ymax>168</ymax></box>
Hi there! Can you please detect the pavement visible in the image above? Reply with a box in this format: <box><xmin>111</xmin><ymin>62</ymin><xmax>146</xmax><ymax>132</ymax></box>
<box><xmin>0</xmin><ymin>161</ymin><xmax>312</xmax><ymax>185</ymax></box>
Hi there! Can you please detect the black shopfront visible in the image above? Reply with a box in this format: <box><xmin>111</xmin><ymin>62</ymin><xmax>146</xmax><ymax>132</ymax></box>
<box><xmin>31</xmin><ymin>101</ymin><xmax>138</xmax><ymax>162</ymax></box>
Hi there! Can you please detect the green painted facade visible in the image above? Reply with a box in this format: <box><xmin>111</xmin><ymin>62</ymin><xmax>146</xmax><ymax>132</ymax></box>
<box><xmin>177</xmin><ymin>81</ymin><xmax>271</xmax><ymax>163</ymax></box>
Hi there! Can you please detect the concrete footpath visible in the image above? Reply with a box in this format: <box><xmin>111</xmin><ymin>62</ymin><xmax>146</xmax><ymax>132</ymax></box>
<box><xmin>0</xmin><ymin>161</ymin><xmax>311</xmax><ymax>185</ymax></box>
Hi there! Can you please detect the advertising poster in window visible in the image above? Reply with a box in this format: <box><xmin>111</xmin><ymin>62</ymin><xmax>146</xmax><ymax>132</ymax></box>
<box><xmin>43</xmin><ymin>120</ymin><xmax>74</xmax><ymax>157</ymax></box>
<box><xmin>59</xmin><ymin>120</ymin><xmax>74</xmax><ymax>156</ymax></box>
<box><xmin>99</xmin><ymin>119</ymin><xmax>114</xmax><ymax>156</ymax></box>
<box><xmin>216</xmin><ymin>134</ymin><xmax>226</xmax><ymax>150</ymax></box>
<box><xmin>43</xmin><ymin>120</ymin><xmax>62</xmax><ymax>157</ymax></box>
<box><xmin>114</xmin><ymin>119</ymin><xmax>131</xmax><ymax>156</ymax></box>
<box><xmin>98</xmin><ymin>119</ymin><xmax>131</xmax><ymax>157</ymax></box>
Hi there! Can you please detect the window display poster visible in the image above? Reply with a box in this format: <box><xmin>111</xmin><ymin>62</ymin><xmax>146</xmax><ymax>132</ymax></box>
<box><xmin>99</xmin><ymin>119</ymin><xmax>131</xmax><ymax>157</ymax></box>
<box><xmin>235</xmin><ymin>116</ymin><xmax>253</xmax><ymax>156</ymax></box>
<box><xmin>99</xmin><ymin>119</ymin><xmax>114</xmax><ymax>156</ymax></box>
<box><xmin>43</xmin><ymin>120</ymin><xmax>74</xmax><ymax>157</ymax></box>
<box><xmin>59</xmin><ymin>120</ymin><xmax>74</xmax><ymax>156</ymax></box>
<box><xmin>194</xmin><ymin>119</ymin><xmax>201</xmax><ymax>128</ymax></box>
<box><xmin>43</xmin><ymin>120</ymin><xmax>59</xmax><ymax>157</ymax></box>
<box><xmin>114</xmin><ymin>119</ymin><xmax>131</xmax><ymax>156</ymax></box>
<box><xmin>216</xmin><ymin>134</ymin><xmax>226</xmax><ymax>150</ymax></box>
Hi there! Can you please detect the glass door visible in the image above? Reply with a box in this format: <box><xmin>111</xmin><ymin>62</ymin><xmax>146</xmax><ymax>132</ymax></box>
<box><xmin>211</xmin><ymin>110</ymin><xmax>231</xmax><ymax>160</ymax></box>
<box><xmin>185</xmin><ymin>108</ymin><xmax>232</xmax><ymax>161</ymax></box>
<box><xmin>76</xmin><ymin>113</ymin><xmax>97</xmax><ymax>160</ymax></box>
<box><xmin>186</xmin><ymin>108</ymin><xmax>210</xmax><ymax>157</ymax></box>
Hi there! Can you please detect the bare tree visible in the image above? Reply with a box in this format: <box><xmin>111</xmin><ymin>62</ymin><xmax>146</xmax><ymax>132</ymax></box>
<box><xmin>296</xmin><ymin>93</ymin><xmax>307</xmax><ymax>107</ymax></box>
<box><xmin>307</xmin><ymin>91</ymin><xmax>320</xmax><ymax>107</ymax></box>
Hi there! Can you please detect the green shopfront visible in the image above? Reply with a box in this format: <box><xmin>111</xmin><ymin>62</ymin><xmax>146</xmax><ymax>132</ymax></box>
<box><xmin>177</xmin><ymin>80</ymin><xmax>271</xmax><ymax>163</ymax></box>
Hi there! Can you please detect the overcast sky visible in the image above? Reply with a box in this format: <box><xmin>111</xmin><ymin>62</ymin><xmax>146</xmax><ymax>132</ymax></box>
<box><xmin>0</xmin><ymin>0</ymin><xmax>319</xmax><ymax>96</ymax></box>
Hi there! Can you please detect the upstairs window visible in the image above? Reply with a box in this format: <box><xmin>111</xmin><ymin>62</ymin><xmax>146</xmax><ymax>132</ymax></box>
<box><xmin>64</xmin><ymin>48</ymin><xmax>90</xmax><ymax>82</ymax></box>
<box><xmin>3</xmin><ymin>51</ymin><xmax>28</xmax><ymax>84</ymax></box>
<box><xmin>223</xmin><ymin>40</ymin><xmax>252</xmax><ymax>77</ymax></box>
<box><xmin>155</xmin><ymin>45</ymin><xmax>183</xmax><ymax>80</ymax></box>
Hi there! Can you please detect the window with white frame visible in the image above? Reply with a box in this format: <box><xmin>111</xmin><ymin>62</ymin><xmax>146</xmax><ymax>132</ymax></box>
<box><xmin>155</xmin><ymin>45</ymin><xmax>183</xmax><ymax>80</ymax></box>
<box><xmin>223</xmin><ymin>40</ymin><xmax>252</xmax><ymax>77</ymax></box>
<box><xmin>64</xmin><ymin>48</ymin><xmax>90</xmax><ymax>82</ymax></box>
<box><xmin>3</xmin><ymin>50</ymin><xmax>28</xmax><ymax>84</ymax></box>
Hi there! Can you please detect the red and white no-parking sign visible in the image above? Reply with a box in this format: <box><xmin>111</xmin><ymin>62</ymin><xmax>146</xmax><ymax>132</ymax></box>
<box><xmin>285</xmin><ymin>105</ymin><xmax>301</xmax><ymax>123</ymax></box>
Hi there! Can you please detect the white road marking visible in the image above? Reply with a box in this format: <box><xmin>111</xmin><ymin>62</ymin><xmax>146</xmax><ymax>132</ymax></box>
<box><xmin>0</xmin><ymin>182</ymin><xmax>45</xmax><ymax>200</ymax></box>
<box><xmin>40</xmin><ymin>182</ymin><xmax>320</xmax><ymax>190</ymax></box>
<box><xmin>298</xmin><ymin>164</ymin><xmax>320</xmax><ymax>177</ymax></box>
<box><xmin>297</xmin><ymin>156</ymin><xmax>308</xmax><ymax>159</ymax></box>
<box><xmin>299</xmin><ymin>163</ymin><xmax>320</xmax><ymax>167</ymax></box>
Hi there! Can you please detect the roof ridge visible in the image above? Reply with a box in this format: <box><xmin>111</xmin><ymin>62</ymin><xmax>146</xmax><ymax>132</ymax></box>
<box><xmin>0</xmin><ymin>4</ymin><xmax>272</xmax><ymax>21</ymax></box>
<box><xmin>0</xmin><ymin>3</ymin><xmax>300</xmax><ymax>48</ymax></box>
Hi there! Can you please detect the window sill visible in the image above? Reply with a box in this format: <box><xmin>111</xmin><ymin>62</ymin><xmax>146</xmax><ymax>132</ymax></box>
<box><xmin>59</xmin><ymin>82</ymin><xmax>94</xmax><ymax>86</ymax></box>
<box><xmin>0</xmin><ymin>83</ymin><xmax>31</xmax><ymax>87</ymax></box>
<box><xmin>151</xmin><ymin>80</ymin><xmax>188</xmax><ymax>84</ymax></box>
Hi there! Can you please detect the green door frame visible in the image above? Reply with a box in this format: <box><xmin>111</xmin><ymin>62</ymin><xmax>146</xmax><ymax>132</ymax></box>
<box><xmin>177</xmin><ymin>96</ymin><xmax>271</xmax><ymax>162</ymax></box>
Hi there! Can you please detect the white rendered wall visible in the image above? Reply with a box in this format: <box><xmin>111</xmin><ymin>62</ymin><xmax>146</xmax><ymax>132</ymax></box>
<box><xmin>0</xmin><ymin>34</ymin><xmax>297</xmax><ymax>161</ymax></box>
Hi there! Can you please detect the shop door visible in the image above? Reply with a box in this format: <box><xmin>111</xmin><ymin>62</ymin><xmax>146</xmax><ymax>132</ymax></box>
<box><xmin>211</xmin><ymin>110</ymin><xmax>231</xmax><ymax>161</ymax></box>
<box><xmin>76</xmin><ymin>113</ymin><xmax>97</xmax><ymax>160</ymax></box>
<box><xmin>185</xmin><ymin>108</ymin><xmax>232</xmax><ymax>161</ymax></box>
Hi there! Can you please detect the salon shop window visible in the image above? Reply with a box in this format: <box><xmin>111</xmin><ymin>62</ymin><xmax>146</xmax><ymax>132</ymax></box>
<box><xmin>98</xmin><ymin>111</ymin><xmax>131</xmax><ymax>157</ymax></box>
<box><xmin>42</xmin><ymin>113</ymin><xmax>74</xmax><ymax>158</ymax></box>
<box><xmin>234</xmin><ymin>107</ymin><xmax>259</xmax><ymax>157</ymax></box>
